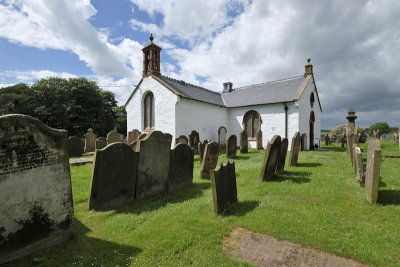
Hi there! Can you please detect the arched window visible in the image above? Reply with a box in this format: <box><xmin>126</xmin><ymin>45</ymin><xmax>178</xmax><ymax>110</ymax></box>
<box><xmin>143</xmin><ymin>92</ymin><xmax>155</xmax><ymax>130</ymax></box>
<box><xmin>310</xmin><ymin>92</ymin><xmax>315</xmax><ymax>108</ymax></box>
<box><xmin>242</xmin><ymin>110</ymin><xmax>262</xmax><ymax>139</ymax></box>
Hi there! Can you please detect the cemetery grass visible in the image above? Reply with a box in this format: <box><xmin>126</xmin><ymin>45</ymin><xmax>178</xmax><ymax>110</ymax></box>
<box><xmin>15</xmin><ymin>141</ymin><xmax>400</xmax><ymax>266</ymax></box>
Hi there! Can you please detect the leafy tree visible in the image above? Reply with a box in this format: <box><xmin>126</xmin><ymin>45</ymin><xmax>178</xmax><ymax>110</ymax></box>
<box><xmin>368</xmin><ymin>122</ymin><xmax>391</xmax><ymax>136</ymax></box>
<box><xmin>328</xmin><ymin>125</ymin><xmax>346</xmax><ymax>143</ymax></box>
<box><xmin>114</xmin><ymin>106</ymin><xmax>127</xmax><ymax>136</ymax></box>
<box><xmin>0</xmin><ymin>83</ymin><xmax>36</xmax><ymax>116</ymax></box>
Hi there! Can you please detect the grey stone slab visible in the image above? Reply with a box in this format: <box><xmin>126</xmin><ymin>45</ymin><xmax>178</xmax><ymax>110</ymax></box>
<box><xmin>276</xmin><ymin>138</ymin><xmax>288</xmax><ymax>175</ymax></box>
<box><xmin>89</xmin><ymin>143</ymin><xmax>139</xmax><ymax>210</ymax></box>
<box><xmin>301</xmin><ymin>133</ymin><xmax>307</xmax><ymax>151</ymax></box>
<box><xmin>68</xmin><ymin>136</ymin><xmax>84</xmax><ymax>158</ymax></box>
<box><xmin>288</xmin><ymin>132</ymin><xmax>301</xmax><ymax>166</ymax></box>
<box><xmin>211</xmin><ymin>160</ymin><xmax>237</xmax><ymax>215</ymax></box>
<box><xmin>200</xmin><ymin>141</ymin><xmax>219</xmax><ymax>180</ymax></box>
<box><xmin>95</xmin><ymin>137</ymin><xmax>107</xmax><ymax>150</ymax></box>
<box><xmin>260</xmin><ymin>135</ymin><xmax>281</xmax><ymax>181</ymax></box>
<box><xmin>365</xmin><ymin>140</ymin><xmax>381</xmax><ymax>204</ymax></box>
<box><xmin>226</xmin><ymin>135</ymin><xmax>237</xmax><ymax>158</ymax></box>
<box><xmin>106</xmin><ymin>128</ymin><xmax>121</xmax><ymax>145</ymax></box>
<box><xmin>218</xmin><ymin>127</ymin><xmax>227</xmax><ymax>149</ymax></box>
<box><xmin>256</xmin><ymin>130</ymin><xmax>263</xmax><ymax>150</ymax></box>
<box><xmin>127</xmin><ymin>129</ymin><xmax>141</xmax><ymax>145</ymax></box>
<box><xmin>240</xmin><ymin>130</ymin><xmax>248</xmax><ymax>153</ymax></box>
<box><xmin>175</xmin><ymin>135</ymin><xmax>188</xmax><ymax>145</ymax></box>
<box><xmin>168</xmin><ymin>143</ymin><xmax>194</xmax><ymax>191</ymax></box>
<box><xmin>84</xmin><ymin>128</ymin><xmax>96</xmax><ymax>153</ymax></box>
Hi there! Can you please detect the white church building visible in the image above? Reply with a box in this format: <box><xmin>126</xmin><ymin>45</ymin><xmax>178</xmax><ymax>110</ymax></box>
<box><xmin>125</xmin><ymin>35</ymin><xmax>322</xmax><ymax>150</ymax></box>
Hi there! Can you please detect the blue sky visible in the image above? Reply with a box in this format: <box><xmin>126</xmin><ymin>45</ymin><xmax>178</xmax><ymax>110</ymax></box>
<box><xmin>0</xmin><ymin>0</ymin><xmax>399</xmax><ymax>129</ymax></box>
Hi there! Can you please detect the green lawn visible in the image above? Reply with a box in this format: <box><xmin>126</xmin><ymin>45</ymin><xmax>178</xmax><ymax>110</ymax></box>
<box><xmin>12</xmin><ymin>141</ymin><xmax>400</xmax><ymax>266</ymax></box>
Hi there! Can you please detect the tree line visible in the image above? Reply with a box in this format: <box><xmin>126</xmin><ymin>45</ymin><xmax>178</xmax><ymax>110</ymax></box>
<box><xmin>0</xmin><ymin>77</ymin><xmax>127</xmax><ymax>137</ymax></box>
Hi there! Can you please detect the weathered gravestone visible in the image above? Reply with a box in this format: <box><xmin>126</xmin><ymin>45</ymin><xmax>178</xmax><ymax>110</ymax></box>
<box><xmin>240</xmin><ymin>130</ymin><xmax>248</xmax><ymax>153</ymax></box>
<box><xmin>276</xmin><ymin>138</ymin><xmax>288</xmax><ymax>175</ymax></box>
<box><xmin>138</xmin><ymin>133</ymin><xmax>147</xmax><ymax>140</ymax></box>
<box><xmin>175</xmin><ymin>135</ymin><xmax>188</xmax><ymax>145</ymax></box>
<box><xmin>0</xmin><ymin>114</ymin><xmax>74</xmax><ymax>264</ymax></box>
<box><xmin>256</xmin><ymin>130</ymin><xmax>263</xmax><ymax>150</ymax></box>
<box><xmin>365</xmin><ymin>140</ymin><xmax>381</xmax><ymax>204</ymax></box>
<box><xmin>168</xmin><ymin>143</ymin><xmax>194</xmax><ymax>191</ymax></box>
<box><xmin>301</xmin><ymin>133</ymin><xmax>307</xmax><ymax>151</ymax></box>
<box><xmin>188</xmin><ymin>130</ymin><xmax>200</xmax><ymax>154</ymax></box>
<box><xmin>127</xmin><ymin>129</ymin><xmax>141</xmax><ymax>145</ymax></box>
<box><xmin>346</xmin><ymin>128</ymin><xmax>354</xmax><ymax>165</ymax></box>
<box><xmin>136</xmin><ymin>131</ymin><xmax>171</xmax><ymax>198</ymax></box>
<box><xmin>226</xmin><ymin>135</ymin><xmax>237</xmax><ymax>158</ymax></box>
<box><xmin>89</xmin><ymin>143</ymin><xmax>139</xmax><ymax>210</ymax></box>
<box><xmin>164</xmin><ymin>133</ymin><xmax>173</xmax><ymax>146</ymax></box>
<box><xmin>352</xmin><ymin>143</ymin><xmax>358</xmax><ymax>172</ymax></box>
<box><xmin>130</xmin><ymin>140</ymin><xmax>139</xmax><ymax>152</ymax></box>
<box><xmin>260</xmin><ymin>135</ymin><xmax>281</xmax><ymax>181</ymax></box>
<box><xmin>198</xmin><ymin>140</ymin><xmax>208</xmax><ymax>164</ymax></box>
<box><xmin>95</xmin><ymin>137</ymin><xmax>107</xmax><ymax>150</ymax></box>
<box><xmin>106</xmin><ymin>128</ymin><xmax>121</xmax><ymax>145</ymax></box>
<box><xmin>211</xmin><ymin>160</ymin><xmax>237</xmax><ymax>215</ymax></box>
<box><xmin>118</xmin><ymin>133</ymin><xmax>125</xmax><ymax>143</ymax></box>
<box><xmin>200</xmin><ymin>141</ymin><xmax>219</xmax><ymax>179</ymax></box>
<box><xmin>354</xmin><ymin>146</ymin><xmax>365</xmax><ymax>185</ymax></box>
<box><xmin>68</xmin><ymin>136</ymin><xmax>84</xmax><ymax>158</ymax></box>
<box><xmin>288</xmin><ymin>132</ymin><xmax>301</xmax><ymax>166</ymax></box>
<box><xmin>84</xmin><ymin>128</ymin><xmax>96</xmax><ymax>153</ymax></box>
<box><xmin>218</xmin><ymin>127</ymin><xmax>227</xmax><ymax>149</ymax></box>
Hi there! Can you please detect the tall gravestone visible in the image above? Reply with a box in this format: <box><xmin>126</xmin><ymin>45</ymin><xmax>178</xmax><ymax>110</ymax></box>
<box><xmin>301</xmin><ymin>133</ymin><xmax>307</xmax><ymax>151</ymax></box>
<box><xmin>240</xmin><ymin>130</ymin><xmax>248</xmax><ymax>153</ymax></box>
<box><xmin>211</xmin><ymin>161</ymin><xmax>237</xmax><ymax>215</ymax></box>
<box><xmin>226</xmin><ymin>135</ymin><xmax>237</xmax><ymax>158</ymax></box>
<box><xmin>68</xmin><ymin>136</ymin><xmax>84</xmax><ymax>158</ymax></box>
<box><xmin>260</xmin><ymin>135</ymin><xmax>281</xmax><ymax>181</ymax></box>
<box><xmin>354</xmin><ymin>146</ymin><xmax>365</xmax><ymax>185</ymax></box>
<box><xmin>365</xmin><ymin>140</ymin><xmax>381</xmax><ymax>204</ymax></box>
<box><xmin>127</xmin><ymin>129</ymin><xmax>141</xmax><ymax>145</ymax></box>
<box><xmin>188</xmin><ymin>130</ymin><xmax>200</xmax><ymax>154</ymax></box>
<box><xmin>218</xmin><ymin>127</ymin><xmax>227</xmax><ymax>149</ymax></box>
<box><xmin>198</xmin><ymin>140</ymin><xmax>208</xmax><ymax>164</ymax></box>
<box><xmin>0</xmin><ymin>114</ymin><xmax>74</xmax><ymax>264</ymax></box>
<box><xmin>346</xmin><ymin>107</ymin><xmax>357</xmax><ymax>152</ymax></box>
<box><xmin>106</xmin><ymin>128</ymin><xmax>121</xmax><ymax>145</ymax></box>
<box><xmin>89</xmin><ymin>143</ymin><xmax>139</xmax><ymax>210</ymax></box>
<box><xmin>136</xmin><ymin>131</ymin><xmax>171</xmax><ymax>198</ymax></box>
<box><xmin>288</xmin><ymin>132</ymin><xmax>301</xmax><ymax>166</ymax></box>
<box><xmin>84</xmin><ymin>128</ymin><xmax>96</xmax><ymax>153</ymax></box>
<box><xmin>276</xmin><ymin>138</ymin><xmax>288</xmax><ymax>175</ymax></box>
<box><xmin>256</xmin><ymin>130</ymin><xmax>263</xmax><ymax>150</ymax></box>
<box><xmin>200</xmin><ymin>142</ymin><xmax>219</xmax><ymax>179</ymax></box>
<box><xmin>175</xmin><ymin>135</ymin><xmax>188</xmax><ymax>145</ymax></box>
<box><xmin>95</xmin><ymin>137</ymin><xmax>107</xmax><ymax>150</ymax></box>
<box><xmin>168</xmin><ymin>143</ymin><xmax>194</xmax><ymax>191</ymax></box>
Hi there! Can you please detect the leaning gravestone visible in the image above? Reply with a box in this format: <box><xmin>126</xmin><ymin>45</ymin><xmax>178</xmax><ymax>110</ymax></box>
<box><xmin>198</xmin><ymin>140</ymin><xmax>208</xmax><ymax>164</ymax></box>
<box><xmin>211</xmin><ymin>160</ymin><xmax>237</xmax><ymax>215</ymax></box>
<box><xmin>218</xmin><ymin>127</ymin><xmax>227</xmax><ymax>149</ymax></box>
<box><xmin>106</xmin><ymin>128</ymin><xmax>121</xmax><ymax>145</ymax></box>
<box><xmin>256</xmin><ymin>130</ymin><xmax>263</xmax><ymax>150</ymax></box>
<box><xmin>354</xmin><ymin>146</ymin><xmax>365</xmax><ymax>185</ymax></box>
<box><xmin>95</xmin><ymin>137</ymin><xmax>107</xmax><ymax>150</ymax></box>
<box><xmin>200</xmin><ymin>141</ymin><xmax>219</xmax><ymax>179</ymax></box>
<box><xmin>68</xmin><ymin>136</ymin><xmax>84</xmax><ymax>158</ymax></box>
<box><xmin>0</xmin><ymin>114</ymin><xmax>74</xmax><ymax>264</ymax></box>
<box><xmin>240</xmin><ymin>130</ymin><xmax>248</xmax><ymax>153</ymax></box>
<box><xmin>301</xmin><ymin>133</ymin><xmax>307</xmax><ymax>151</ymax></box>
<box><xmin>175</xmin><ymin>135</ymin><xmax>188</xmax><ymax>145</ymax></box>
<box><xmin>226</xmin><ymin>135</ymin><xmax>237</xmax><ymax>158</ymax></box>
<box><xmin>168</xmin><ymin>143</ymin><xmax>194</xmax><ymax>191</ymax></box>
<box><xmin>365</xmin><ymin>140</ymin><xmax>381</xmax><ymax>204</ymax></box>
<box><xmin>276</xmin><ymin>138</ymin><xmax>288</xmax><ymax>175</ymax></box>
<box><xmin>188</xmin><ymin>130</ymin><xmax>200</xmax><ymax>154</ymax></box>
<box><xmin>136</xmin><ymin>131</ymin><xmax>171</xmax><ymax>198</ymax></box>
<box><xmin>260</xmin><ymin>135</ymin><xmax>281</xmax><ymax>181</ymax></box>
<box><xmin>288</xmin><ymin>132</ymin><xmax>301</xmax><ymax>166</ymax></box>
<box><xmin>127</xmin><ymin>129</ymin><xmax>141</xmax><ymax>145</ymax></box>
<box><xmin>84</xmin><ymin>128</ymin><xmax>97</xmax><ymax>153</ymax></box>
<box><xmin>89</xmin><ymin>143</ymin><xmax>139</xmax><ymax>210</ymax></box>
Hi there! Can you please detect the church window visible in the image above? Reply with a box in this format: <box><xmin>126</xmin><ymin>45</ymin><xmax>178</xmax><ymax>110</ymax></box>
<box><xmin>243</xmin><ymin>110</ymin><xmax>262</xmax><ymax>139</ymax></box>
<box><xmin>310</xmin><ymin>92</ymin><xmax>315</xmax><ymax>108</ymax></box>
<box><xmin>143</xmin><ymin>92</ymin><xmax>154</xmax><ymax>130</ymax></box>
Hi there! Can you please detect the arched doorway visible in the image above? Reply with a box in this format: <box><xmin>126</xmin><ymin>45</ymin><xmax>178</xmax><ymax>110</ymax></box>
<box><xmin>309</xmin><ymin>111</ymin><xmax>315</xmax><ymax>150</ymax></box>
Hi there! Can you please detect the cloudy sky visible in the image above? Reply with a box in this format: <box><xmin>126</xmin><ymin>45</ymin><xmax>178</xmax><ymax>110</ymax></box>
<box><xmin>0</xmin><ymin>0</ymin><xmax>399</xmax><ymax>129</ymax></box>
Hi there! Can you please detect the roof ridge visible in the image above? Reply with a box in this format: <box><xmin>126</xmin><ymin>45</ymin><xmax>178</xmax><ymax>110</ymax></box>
<box><xmin>161</xmin><ymin>75</ymin><xmax>221</xmax><ymax>95</ymax></box>
<box><xmin>230</xmin><ymin>75</ymin><xmax>304</xmax><ymax>92</ymax></box>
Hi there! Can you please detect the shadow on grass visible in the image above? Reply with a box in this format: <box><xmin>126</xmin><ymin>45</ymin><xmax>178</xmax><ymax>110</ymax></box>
<box><xmin>295</xmin><ymin>162</ymin><xmax>322</xmax><ymax>167</ymax></box>
<box><xmin>273</xmin><ymin>170</ymin><xmax>312</xmax><ymax>183</ymax></box>
<box><xmin>379</xmin><ymin>179</ymin><xmax>387</xmax><ymax>188</ymax></box>
<box><xmin>323</xmin><ymin>146</ymin><xmax>347</xmax><ymax>153</ymax></box>
<box><xmin>378</xmin><ymin>190</ymin><xmax>400</xmax><ymax>205</ymax></box>
<box><xmin>11</xmin><ymin>220</ymin><xmax>141</xmax><ymax>266</ymax></box>
<box><xmin>233</xmin><ymin>155</ymin><xmax>250</xmax><ymax>160</ymax></box>
<box><xmin>224</xmin><ymin>200</ymin><xmax>260</xmax><ymax>217</ymax></box>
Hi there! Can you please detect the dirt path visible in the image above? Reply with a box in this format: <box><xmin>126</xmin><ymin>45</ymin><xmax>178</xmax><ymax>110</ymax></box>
<box><xmin>223</xmin><ymin>227</ymin><xmax>365</xmax><ymax>267</ymax></box>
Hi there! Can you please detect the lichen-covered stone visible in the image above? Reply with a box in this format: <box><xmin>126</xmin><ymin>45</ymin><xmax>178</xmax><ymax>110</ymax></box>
<box><xmin>106</xmin><ymin>128</ymin><xmax>121</xmax><ymax>145</ymax></box>
<box><xmin>240</xmin><ymin>130</ymin><xmax>248</xmax><ymax>153</ymax></box>
<box><xmin>226</xmin><ymin>135</ymin><xmax>237</xmax><ymax>158</ymax></box>
<box><xmin>211</xmin><ymin>160</ymin><xmax>237</xmax><ymax>215</ymax></box>
<box><xmin>127</xmin><ymin>129</ymin><xmax>141</xmax><ymax>145</ymax></box>
<box><xmin>288</xmin><ymin>132</ymin><xmax>301</xmax><ymax>166</ymax></box>
<box><xmin>365</xmin><ymin>140</ymin><xmax>381</xmax><ymax>204</ymax></box>
<box><xmin>168</xmin><ymin>143</ymin><xmax>193</xmax><ymax>191</ymax></box>
<box><xmin>260</xmin><ymin>135</ymin><xmax>281</xmax><ymax>181</ymax></box>
<box><xmin>276</xmin><ymin>138</ymin><xmax>288</xmax><ymax>175</ymax></box>
<box><xmin>200</xmin><ymin>141</ymin><xmax>219</xmax><ymax>179</ymax></box>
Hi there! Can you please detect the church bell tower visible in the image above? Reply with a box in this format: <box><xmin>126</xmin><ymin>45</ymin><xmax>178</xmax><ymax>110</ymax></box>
<box><xmin>142</xmin><ymin>34</ymin><xmax>162</xmax><ymax>78</ymax></box>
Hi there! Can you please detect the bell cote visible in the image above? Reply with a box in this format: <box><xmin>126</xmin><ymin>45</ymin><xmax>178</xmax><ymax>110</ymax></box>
<box><xmin>142</xmin><ymin>34</ymin><xmax>162</xmax><ymax>78</ymax></box>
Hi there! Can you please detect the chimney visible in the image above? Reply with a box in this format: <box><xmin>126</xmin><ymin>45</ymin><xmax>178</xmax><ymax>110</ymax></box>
<box><xmin>304</xmin><ymin>58</ymin><xmax>313</xmax><ymax>77</ymax></box>
<box><xmin>223</xmin><ymin>82</ymin><xmax>233</xmax><ymax>93</ymax></box>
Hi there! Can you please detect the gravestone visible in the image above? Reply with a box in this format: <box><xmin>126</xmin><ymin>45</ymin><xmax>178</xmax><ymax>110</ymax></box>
<box><xmin>354</xmin><ymin>146</ymin><xmax>365</xmax><ymax>185</ymax></box>
<box><xmin>260</xmin><ymin>135</ymin><xmax>281</xmax><ymax>181</ymax></box>
<box><xmin>276</xmin><ymin>138</ymin><xmax>288</xmax><ymax>175</ymax></box>
<box><xmin>240</xmin><ymin>130</ymin><xmax>248</xmax><ymax>153</ymax></box>
<box><xmin>256</xmin><ymin>130</ymin><xmax>263</xmax><ymax>150</ymax></box>
<box><xmin>95</xmin><ymin>137</ymin><xmax>107</xmax><ymax>150</ymax></box>
<box><xmin>89</xmin><ymin>143</ymin><xmax>139</xmax><ymax>210</ymax></box>
<box><xmin>301</xmin><ymin>133</ymin><xmax>307</xmax><ymax>151</ymax></box>
<box><xmin>136</xmin><ymin>131</ymin><xmax>171</xmax><ymax>198</ymax></box>
<box><xmin>130</xmin><ymin>140</ymin><xmax>139</xmax><ymax>152</ymax></box>
<box><xmin>198</xmin><ymin>140</ymin><xmax>208</xmax><ymax>164</ymax></box>
<box><xmin>352</xmin><ymin>143</ymin><xmax>358</xmax><ymax>171</ymax></box>
<box><xmin>218</xmin><ymin>127</ymin><xmax>227</xmax><ymax>149</ymax></box>
<box><xmin>164</xmin><ymin>133</ymin><xmax>173</xmax><ymax>146</ymax></box>
<box><xmin>106</xmin><ymin>128</ymin><xmax>121</xmax><ymax>145</ymax></box>
<box><xmin>118</xmin><ymin>133</ymin><xmax>125</xmax><ymax>143</ymax></box>
<box><xmin>346</xmin><ymin>128</ymin><xmax>354</xmax><ymax>165</ymax></box>
<box><xmin>127</xmin><ymin>129</ymin><xmax>141</xmax><ymax>145</ymax></box>
<box><xmin>138</xmin><ymin>133</ymin><xmax>147</xmax><ymax>140</ymax></box>
<box><xmin>175</xmin><ymin>135</ymin><xmax>188</xmax><ymax>145</ymax></box>
<box><xmin>68</xmin><ymin>136</ymin><xmax>84</xmax><ymax>158</ymax></box>
<box><xmin>200</xmin><ymin>141</ymin><xmax>219</xmax><ymax>179</ymax></box>
<box><xmin>84</xmin><ymin>128</ymin><xmax>96</xmax><ymax>153</ymax></box>
<box><xmin>168</xmin><ymin>143</ymin><xmax>194</xmax><ymax>191</ymax></box>
<box><xmin>188</xmin><ymin>130</ymin><xmax>200</xmax><ymax>154</ymax></box>
<box><xmin>325</xmin><ymin>135</ymin><xmax>330</xmax><ymax>146</ymax></box>
<box><xmin>0</xmin><ymin>114</ymin><xmax>73</xmax><ymax>264</ymax></box>
<box><xmin>211</xmin><ymin>161</ymin><xmax>237</xmax><ymax>215</ymax></box>
<box><xmin>365</xmin><ymin>140</ymin><xmax>381</xmax><ymax>204</ymax></box>
<box><xmin>226</xmin><ymin>135</ymin><xmax>237</xmax><ymax>158</ymax></box>
<box><xmin>288</xmin><ymin>132</ymin><xmax>301</xmax><ymax>166</ymax></box>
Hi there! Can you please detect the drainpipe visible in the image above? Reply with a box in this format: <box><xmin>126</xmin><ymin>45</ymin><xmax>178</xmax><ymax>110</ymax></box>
<box><xmin>284</xmin><ymin>103</ymin><xmax>288</xmax><ymax>138</ymax></box>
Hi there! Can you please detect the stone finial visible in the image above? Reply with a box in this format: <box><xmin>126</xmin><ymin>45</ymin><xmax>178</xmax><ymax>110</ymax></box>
<box><xmin>304</xmin><ymin>58</ymin><xmax>313</xmax><ymax>77</ymax></box>
<box><xmin>149</xmin><ymin>33</ymin><xmax>154</xmax><ymax>42</ymax></box>
<box><xmin>307</xmin><ymin>58</ymin><xmax>311</xmax><ymax>63</ymax></box>
<box><xmin>346</xmin><ymin>107</ymin><xmax>357</xmax><ymax>123</ymax></box>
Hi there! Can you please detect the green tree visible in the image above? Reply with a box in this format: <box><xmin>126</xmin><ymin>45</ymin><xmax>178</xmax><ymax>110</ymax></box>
<box><xmin>0</xmin><ymin>83</ymin><xmax>36</xmax><ymax>116</ymax></box>
<box><xmin>114</xmin><ymin>106</ymin><xmax>127</xmax><ymax>136</ymax></box>
<box><xmin>368</xmin><ymin>122</ymin><xmax>391</xmax><ymax>136</ymax></box>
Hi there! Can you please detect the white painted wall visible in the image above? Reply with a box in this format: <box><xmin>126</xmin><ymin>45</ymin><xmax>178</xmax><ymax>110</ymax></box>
<box><xmin>126</xmin><ymin>77</ymin><xmax>178</xmax><ymax>136</ymax></box>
